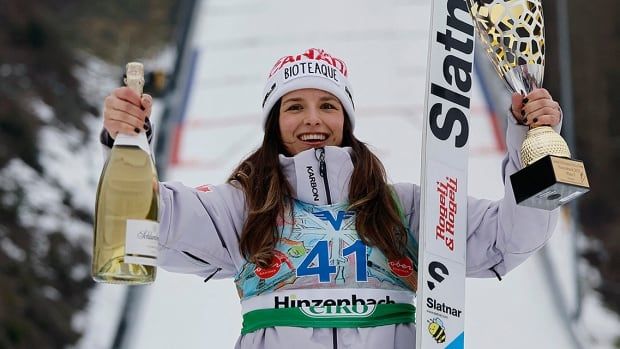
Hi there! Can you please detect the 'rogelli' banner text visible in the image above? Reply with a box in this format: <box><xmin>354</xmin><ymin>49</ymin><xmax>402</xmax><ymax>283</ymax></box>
<box><xmin>416</xmin><ymin>0</ymin><xmax>475</xmax><ymax>348</ymax></box>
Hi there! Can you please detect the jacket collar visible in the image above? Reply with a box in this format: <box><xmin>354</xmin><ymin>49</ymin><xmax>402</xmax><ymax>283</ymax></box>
<box><xmin>279</xmin><ymin>146</ymin><xmax>354</xmax><ymax>205</ymax></box>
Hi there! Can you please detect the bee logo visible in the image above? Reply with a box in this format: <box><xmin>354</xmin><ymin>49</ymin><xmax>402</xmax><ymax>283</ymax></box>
<box><xmin>427</xmin><ymin>317</ymin><xmax>447</xmax><ymax>344</ymax></box>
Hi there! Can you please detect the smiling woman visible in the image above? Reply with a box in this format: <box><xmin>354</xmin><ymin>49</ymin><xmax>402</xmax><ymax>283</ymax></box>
<box><xmin>99</xmin><ymin>47</ymin><xmax>563</xmax><ymax>348</ymax></box>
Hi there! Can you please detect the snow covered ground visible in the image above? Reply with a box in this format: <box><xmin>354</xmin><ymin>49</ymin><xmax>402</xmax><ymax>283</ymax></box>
<box><xmin>77</xmin><ymin>0</ymin><xmax>620</xmax><ymax>348</ymax></box>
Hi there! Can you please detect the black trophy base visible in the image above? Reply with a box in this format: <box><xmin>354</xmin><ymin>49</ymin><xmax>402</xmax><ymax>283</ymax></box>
<box><xmin>510</xmin><ymin>155</ymin><xmax>590</xmax><ymax>211</ymax></box>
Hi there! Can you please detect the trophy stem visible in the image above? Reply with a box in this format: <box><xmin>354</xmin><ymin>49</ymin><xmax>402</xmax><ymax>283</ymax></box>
<box><xmin>504</xmin><ymin>64</ymin><xmax>544</xmax><ymax>96</ymax></box>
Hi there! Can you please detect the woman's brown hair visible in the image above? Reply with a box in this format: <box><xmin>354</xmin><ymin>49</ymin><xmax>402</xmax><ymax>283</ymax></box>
<box><xmin>229</xmin><ymin>99</ymin><xmax>407</xmax><ymax>267</ymax></box>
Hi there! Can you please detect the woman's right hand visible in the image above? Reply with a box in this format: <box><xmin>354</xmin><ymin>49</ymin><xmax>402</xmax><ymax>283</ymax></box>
<box><xmin>103</xmin><ymin>87</ymin><xmax>153</xmax><ymax>139</ymax></box>
<box><xmin>510</xmin><ymin>88</ymin><xmax>561</xmax><ymax>128</ymax></box>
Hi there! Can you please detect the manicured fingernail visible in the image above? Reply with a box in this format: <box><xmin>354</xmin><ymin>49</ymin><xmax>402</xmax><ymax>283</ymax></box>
<box><xmin>521</xmin><ymin>110</ymin><xmax>525</xmax><ymax>116</ymax></box>
<box><xmin>533</xmin><ymin>117</ymin><xmax>538</xmax><ymax>123</ymax></box>
<box><xmin>143</xmin><ymin>123</ymin><xmax>149</xmax><ymax>131</ymax></box>
<box><xmin>523</xmin><ymin>98</ymin><xmax>529</xmax><ymax>104</ymax></box>
<box><xmin>134</xmin><ymin>127</ymin><xmax>140</xmax><ymax>133</ymax></box>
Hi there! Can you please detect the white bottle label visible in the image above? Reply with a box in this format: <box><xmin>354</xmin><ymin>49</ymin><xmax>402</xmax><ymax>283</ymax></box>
<box><xmin>114</xmin><ymin>132</ymin><xmax>151</xmax><ymax>155</ymax></box>
<box><xmin>125</xmin><ymin>219</ymin><xmax>159</xmax><ymax>266</ymax></box>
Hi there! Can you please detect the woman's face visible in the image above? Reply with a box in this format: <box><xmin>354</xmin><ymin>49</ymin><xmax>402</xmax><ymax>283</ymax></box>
<box><xmin>278</xmin><ymin>88</ymin><xmax>344</xmax><ymax>156</ymax></box>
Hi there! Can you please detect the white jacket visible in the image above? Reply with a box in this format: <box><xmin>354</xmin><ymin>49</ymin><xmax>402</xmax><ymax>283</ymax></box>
<box><xmin>149</xmin><ymin>115</ymin><xmax>559</xmax><ymax>348</ymax></box>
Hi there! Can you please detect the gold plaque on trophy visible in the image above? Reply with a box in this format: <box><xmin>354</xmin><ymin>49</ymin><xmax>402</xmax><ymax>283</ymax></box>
<box><xmin>466</xmin><ymin>0</ymin><xmax>589</xmax><ymax>210</ymax></box>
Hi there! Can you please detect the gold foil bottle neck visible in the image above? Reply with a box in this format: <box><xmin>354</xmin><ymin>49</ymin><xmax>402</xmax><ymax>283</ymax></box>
<box><xmin>125</xmin><ymin>62</ymin><xmax>145</xmax><ymax>95</ymax></box>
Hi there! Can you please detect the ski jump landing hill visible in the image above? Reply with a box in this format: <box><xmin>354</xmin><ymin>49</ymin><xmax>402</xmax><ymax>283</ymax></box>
<box><xmin>121</xmin><ymin>0</ymin><xmax>592</xmax><ymax>348</ymax></box>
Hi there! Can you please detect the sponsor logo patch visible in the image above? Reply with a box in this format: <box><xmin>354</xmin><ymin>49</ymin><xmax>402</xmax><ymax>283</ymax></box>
<box><xmin>389</xmin><ymin>257</ymin><xmax>414</xmax><ymax>277</ymax></box>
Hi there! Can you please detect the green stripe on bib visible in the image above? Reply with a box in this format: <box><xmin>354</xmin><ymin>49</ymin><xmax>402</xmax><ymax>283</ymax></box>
<box><xmin>241</xmin><ymin>303</ymin><xmax>415</xmax><ymax>334</ymax></box>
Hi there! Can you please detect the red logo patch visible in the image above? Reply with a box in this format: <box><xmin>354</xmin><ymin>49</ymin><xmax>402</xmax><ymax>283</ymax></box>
<box><xmin>254</xmin><ymin>250</ymin><xmax>292</xmax><ymax>279</ymax></box>
<box><xmin>255</xmin><ymin>260</ymin><xmax>281</xmax><ymax>279</ymax></box>
<box><xmin>195</xmin><ymin>184</ymin><xmax>213</xmax><ymax>193</ymax></box>
<box><xmin>389</xmin><ymin>257</ymin><xmax>414</xmax><ymax>277</ymax></box>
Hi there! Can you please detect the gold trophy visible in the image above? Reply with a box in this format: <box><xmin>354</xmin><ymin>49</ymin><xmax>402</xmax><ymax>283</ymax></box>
<box><xmin>466</xmin><ymin>0</ymin><xmax>589</xmax><ymax>210</ymax></box>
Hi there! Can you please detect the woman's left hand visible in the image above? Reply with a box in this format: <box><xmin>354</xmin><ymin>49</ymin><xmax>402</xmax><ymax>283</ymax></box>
<box><xmin>510</xmin><ymin>88</ymin><xmax>561</xmax><ymax>128</ymax></box>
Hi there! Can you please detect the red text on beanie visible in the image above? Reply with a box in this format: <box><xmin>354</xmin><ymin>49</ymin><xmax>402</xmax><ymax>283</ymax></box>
<box><xmin>261</xmin><ymin>48</ymin><xmax>355</xmax><ymax>129</ymax></box>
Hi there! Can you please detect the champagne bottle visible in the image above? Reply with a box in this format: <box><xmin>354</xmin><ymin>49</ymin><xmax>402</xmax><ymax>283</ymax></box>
<box><xmin>92</xmin><ymin>62</ymin><xmax>159</xmax><ymax>284</ymax></box>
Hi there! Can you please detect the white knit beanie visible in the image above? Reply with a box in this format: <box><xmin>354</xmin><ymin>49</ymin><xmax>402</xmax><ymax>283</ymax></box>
<box><xmin>261</xmin><ymin>48</ymin><xmax>355</xmax><ymax>129</ymax></box>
